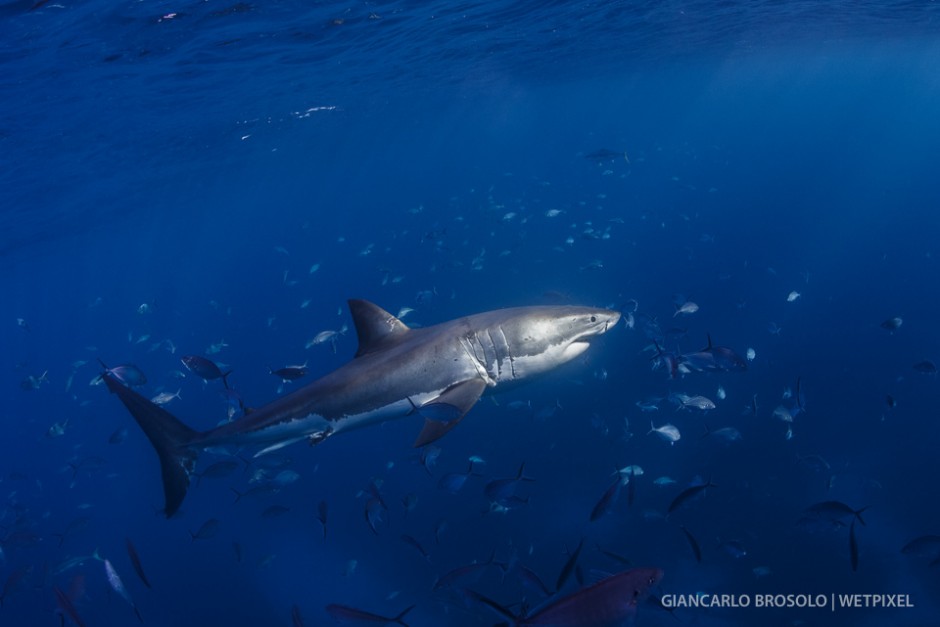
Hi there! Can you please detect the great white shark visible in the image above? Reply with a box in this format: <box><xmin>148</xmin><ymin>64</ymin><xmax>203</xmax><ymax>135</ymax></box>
<box><xmin>103</xmin><ymin>299</ymin><xmax>621</xmax><ymax>517</ymax></box>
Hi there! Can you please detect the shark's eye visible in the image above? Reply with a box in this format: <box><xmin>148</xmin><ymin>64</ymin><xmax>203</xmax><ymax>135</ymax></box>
<box><xmin>590</xmin><ymin>316</ymin><xmax>597</xmax><ymax>322</ymax></box>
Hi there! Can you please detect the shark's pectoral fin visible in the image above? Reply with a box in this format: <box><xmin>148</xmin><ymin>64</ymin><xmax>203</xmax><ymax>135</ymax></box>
<box><xmin>413</xmin><ymin>378</ymin><xmax>487</xmax><ymax>448</ymax></box>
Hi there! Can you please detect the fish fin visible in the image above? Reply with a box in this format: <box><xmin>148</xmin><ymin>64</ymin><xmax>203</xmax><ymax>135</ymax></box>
<box><xmin>515</xmin><ymin>461</ymin><xmax>534</xmax><ymax>482</ymax></box>
<box><xmin>102</xmin><ymin>373</ymin><xmax>199</xmax><ymax>518</ymax></box>
<box><xmin>414</xmin><ymin>410</ymin><xmax>462</xmax><ymax>447</ymax></box>
<box><xmin>796</xmin><ymin>376</ymin><xmax>806</xmax><ymax>412</ymax></box>
<box><xmin>464</xmin><ymin>589</ymin><xmax>517</xmax><ymax>624</ymax></box>
<box><xmin>849</xmin><ymin>519</ymin><xmax>859</xmax><ymax>571</ymax></box>
<box><xmin>348</xmin><ymin>299</ymin><xmax>411</xmax><ymax>357</ymax></box>
<box><xmin>413</xmin><ymin>379</ymin><xmax>486</xmax><ymax>448</ymax></box>
<box><xmin>393</xmin><ymin>604</ymin><xmax>415</xmax><ymax>626</ymax></box>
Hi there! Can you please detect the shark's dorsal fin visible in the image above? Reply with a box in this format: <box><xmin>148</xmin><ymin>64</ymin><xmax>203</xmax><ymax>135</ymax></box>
<box><xmin>348</xmin><ymin>299</ymin><xmax>410</xmax><ymax>357</ymax></box>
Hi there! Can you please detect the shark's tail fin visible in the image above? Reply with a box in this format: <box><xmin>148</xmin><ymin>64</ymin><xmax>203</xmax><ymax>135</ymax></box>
<box><xmin>102</xmin><ymin>372</ymin><xmax>199</xmax><ymax>517</ymax></box>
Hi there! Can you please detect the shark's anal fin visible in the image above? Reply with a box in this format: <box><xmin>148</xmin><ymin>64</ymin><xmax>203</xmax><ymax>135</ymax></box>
<box><xmin>413</xmin><ymin>378</ymin><xmax>486</xmax><ymax>448</ymax></box>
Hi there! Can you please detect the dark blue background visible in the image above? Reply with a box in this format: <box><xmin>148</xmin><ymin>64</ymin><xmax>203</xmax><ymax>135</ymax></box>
<box><xmin>3</xmin><ymin>2</ymin><xmax>940</xmax><ymax>625</ymax></box>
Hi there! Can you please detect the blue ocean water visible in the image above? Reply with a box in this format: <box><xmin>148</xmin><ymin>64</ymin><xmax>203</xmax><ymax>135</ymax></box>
<box><xmin>3</xmin><ymin>1</ymin><xmax>940</xmax><ymax>625</ymax></box>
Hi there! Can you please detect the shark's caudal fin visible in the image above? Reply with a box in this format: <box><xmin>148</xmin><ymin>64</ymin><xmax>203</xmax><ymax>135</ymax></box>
<box><xmin>102</xmin><ymin>373</ymin><xmax>199</xmax><ymax>518</ymax></box>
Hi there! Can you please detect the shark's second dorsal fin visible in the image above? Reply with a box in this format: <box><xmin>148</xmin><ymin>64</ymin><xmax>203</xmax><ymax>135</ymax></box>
<box><xmin>348</xmin><ymin>299</ymin><xmax>410</xmax><ymax>357</ymax></box>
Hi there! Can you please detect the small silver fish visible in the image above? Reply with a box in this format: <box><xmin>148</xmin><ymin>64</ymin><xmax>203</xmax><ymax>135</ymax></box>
<box><xmin>648</xmin><ymin>421</ymin><xmax>681</xmax><ymax>444</ymax></box>
<box><xmin>305</xmin><ymin>324</ymin><xmax>348</xmax><ymax>350</ymax></box>
<box><xmin>103</xmin><ymin>558</ymin><xmax>142</xmax><ymax>622</ymax></box>
<box><xmin>21</xmin><ymin>370</ymin><xmax>49</xmax><ymax>390</ymax></box>
<box><xmin>579</xmin><ymin>259</ymin><xmax>604</xmax><ymax>271</ymax></box>
<box><xmin>150</xmin><ymin>389</ymin><xmax>182</xmax><ymax>406</ymax></box>
<box><xmin>708</xmin><ymin>427</ymin><xmax>743</xmax><ymax>443</ymax></box>
<box><xmin>272</xmin><ymin>470</ymin><xmax>300</xmax><ymax>486</ymax></box>
<box><xmin>881</xmin><ymin>317</ymin><xmax>902</xmax><ymax>331</ymax></box>
<box><xmin>623</xmin><ymin>312</ymin><xmax>635</xmax><ymax>329</ymax></box>
<box><xmin>46</xmin><ymin>419</ymin><xmax>69</xmax><ymax>438</ymax></box>
<box><xmin>99</xmin><ymin>362</ymin><xmax>147</xmax><ymax>386</ymax></box>
<box><xmin>615</xmin><ymin>464</ymin><xmax>644</xmax><ymax>478</ymax></box>
<box><xmin>681</xmin><ymin>395</ymin><xmax>716</xmax><ymax>411</ymax></box>
<box><xmin>206</xmin><ymin>339</ymin><xmax>229</xmax><ymax>355</ymax></box>
<box><xmin>53</xmin><ymin>549</ymin><xmax>102</xmax><ymax>575</ymax></box>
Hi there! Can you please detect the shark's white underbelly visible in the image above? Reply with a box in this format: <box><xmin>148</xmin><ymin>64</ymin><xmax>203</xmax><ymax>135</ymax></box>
<box><xmin>224</xmin><ymin>386</ymin><xmax>457</xmax><ymax>456</ymax></box>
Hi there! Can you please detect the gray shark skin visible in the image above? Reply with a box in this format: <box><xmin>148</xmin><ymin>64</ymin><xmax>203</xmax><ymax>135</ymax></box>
<box><xmin>103</xmin><ymin>299</ymin><xmax>620</xmax><ymax>517</ymax></box>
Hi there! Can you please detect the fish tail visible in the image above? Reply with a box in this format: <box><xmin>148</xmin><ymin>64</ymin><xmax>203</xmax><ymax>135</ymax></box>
<box><xmin>464</xmin><ymin>590</ymin><xmax>518</xmax><ymax>625</ymax></box>
<box><xmin>484</xmin><ymin>547</ymin><xmax>498</xmax><ymax>565</ymax></box>
<box><xmin>855</xmin><ymin>506</ymin><xmax>869</xmax><ymax>527</ymax></box>
<box><xmin>517</xmin><ymin>461</ymin><xmax>535</xmax><ymax>482</ymax></box>
<box><xmin>102</xmin><ymin>372</ymin><xmax>199</xmax><ymax>518</ymax></box>
<box><xmin>222</xmin><ymin>371</ymin><xmax>233</xmax><ymax>390</ymax></box>
<box><xmin>393</xmin><ymin>604</ymin><xmax>415</xmax><ymax>626</ymax></box>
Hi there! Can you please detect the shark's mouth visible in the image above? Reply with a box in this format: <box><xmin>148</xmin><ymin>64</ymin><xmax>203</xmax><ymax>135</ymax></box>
<box><xmin>562</xmin><ymin>341</ymin><xmax>591</xmax><ymax>361</ymax></box>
